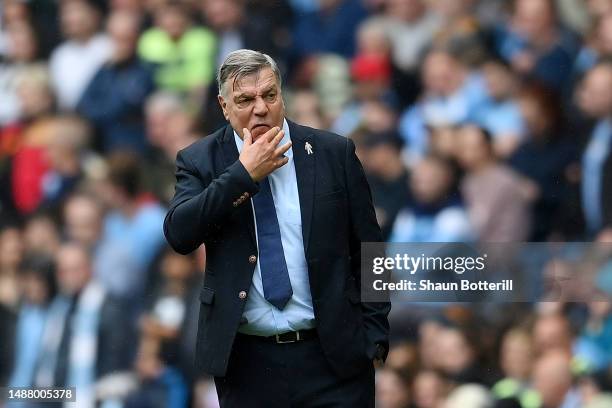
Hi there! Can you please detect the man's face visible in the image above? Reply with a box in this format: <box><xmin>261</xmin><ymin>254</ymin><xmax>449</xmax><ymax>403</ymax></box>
<box><xmin>64</xmin><ymin>197</ymin><xmax>102</xmax><ymax>248</ymax></box>
<box><xmin>61</xmin><ymin>0</ymin><xmax>99</xmax><ymax>40</ymax></box>
<box><xmin>513</xmin><ymin>0</ymin><xmax>554</xmax><ymax>39</ymax></box>
<box><xmin>218</xmin><ymin>67</ymin><xmax>285</xmax><ymax>141</ymax></box>
<box><xmin>107</xmin><ymin>13</ymin><xmax>139</xmax><ymax>62</ymax></box>
<box><xmin>56</xmin><ymin>245</ymin><xmax>92</xmax><ymax>296</ymax></box>
<box><xmin>422</xmin><ymin>52</ymin><xmax>461</xmax><ymax>97</ymax></box>
<box><xmin>157</xmin><ymin>8</ymin><xmax>188</xmax><ymax>40</ymax></box>
<box><xmin>578</xmin><ymin>66</ymin><xmax>612</xmax><ymax>119</ymax></box>
<box><xmin>203</xmin><ymin>0</ymin><xmax>242</xmax><ymax>31</ymax></box>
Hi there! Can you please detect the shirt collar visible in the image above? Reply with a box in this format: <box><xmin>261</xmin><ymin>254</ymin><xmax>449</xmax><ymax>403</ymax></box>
<box><xmin>233</xmin><ymin>118</ymin><xmax>292</xmax><ymax>158</ymax></box>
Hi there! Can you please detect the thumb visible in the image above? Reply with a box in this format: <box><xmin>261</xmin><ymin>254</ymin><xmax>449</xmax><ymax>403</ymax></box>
<box><xmin>243</xmin><ymin>128</ymin><xmax>252</xmax><ymax>146</ymax></box>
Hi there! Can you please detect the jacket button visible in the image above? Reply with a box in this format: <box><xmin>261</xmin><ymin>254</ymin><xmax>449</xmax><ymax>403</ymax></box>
<box><xmin>239</xmin><ymin>290</ymin><xmax>247</xmax><ymax>299</ymax></box>
<box><xmin>249</xmin><ymin>255</ymin><xmax>257</xmax><ymax>263</ymax></box>
<box><xmin>232</xmin><ymin>202</ymin><xmax>238</xmax><ymax>207</ymax></box>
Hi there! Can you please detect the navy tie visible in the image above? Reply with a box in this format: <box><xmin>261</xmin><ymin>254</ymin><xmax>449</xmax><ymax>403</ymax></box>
<box><xmin>252</xmin><ymin>177</ymin><xmax>293</xmax><ymax>309</ymax></box>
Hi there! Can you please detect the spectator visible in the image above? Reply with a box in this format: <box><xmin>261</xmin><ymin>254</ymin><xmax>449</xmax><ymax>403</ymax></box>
<box><xmin>509</xmin><ymin>84</ymin><xmax>578</xmax><ymax>240</ymax></box>
<box><xmin>456</xmin><ymin>124</ymin><xmax>535</xmax><ymax>242</ymax></box>
<box><xmin>97</xmin><ymin>152</ymin><xmax>166</xmax><ymax>287</ymax></box>
<box><xmin>427</xmin><ymin>123</ymin><xmax>459</xmax><ymax>159</ymax></box>
<box><xmin>38</xmin><ymin>116</ymin><xmax>92</xmax><ymax>212</ymax></box>
<box><xmin>139</xmin><ymin>248</ymin><xmax>200</xmax><ymax>382</ymax></box>
<box><xmin>138</xmin><ymin>2</ymin><xmax>216</xmax><ymax>98</ymax></box>
<box><xmin>432</xmin><ymin>0</ymin><xmax>487</xmax><ymax>66</ymax></box>
<box><xmin>376</xmin><ymin>367</ymin><xmax>413</xmax><ymax>408</ymax></box>
<box><xmin>578</xmin><ymin>301</ymin><xmax>612</xmax><ymax>368</ymax></box>
<box><xmin>363</xmin><ymin>0</ymin><xmax>441</xmax><ymax>73</ymax></box>
<box><xmin>0</xmin><ymin>0</ymin><xmax>31</xmax><ymax>58</ymax></box>
<box><xmin>122</xmin><ymin>336</ymin><xmax>188</xmax><ymax>408</ymax></box>
<box><xmin>418</xmin><ymin>318</ymin><xmax>447</xmax><ymax>370</ymax></box>
<box><xmin>492</xmin><ymin>328</ymin><xmax>541</xmax><ymax>407</ymax></box>
<box><xmin>413</xmin><ymin>369</ymin><xmax>450</xmax><ymax>408</ymax></box>
<box><xmin>0</xmin><ymin>20</ymin><xmax>40</xmax><ymax>126</ymax></box>
<box><xmin>356</xmin><ymin>130</ymin><xmax>410</xmax><ymax>240</ymax></box>
<box><xmin>494</xmin><ymin>0</ymin><xmax>580</xmax><ymax>90</ymax></box>
<box><xmin>143</xmin><ymin>92</ymin><xmax>199</xmax><ymax>203</ymax></box>
<box><xmin>9</xmin><ymin>255</ymin><xmax>56</xmax><ymax>387</ymax></box>
<box><xmin>475</xmin><ymin>57</ymin><xmax>526</xmax><ymax>157</ymax></box>
<box><xmin>398</xmin><ymin>49</ymin><xmax>487</xmax><ymax>158</ymax></box>
<box><xmin>78</xmin><ymin>10</ymin><xmax>155</xmax><ymax>155</ymax></box>
<box><xmin>389</xmin><ymin>154</ymin><xmax>472</xmax><ymax>243</ymax></box>
<box><xmin>433</xmin><ymin>325</ymin><xmax>487</xmax><ymax>385</ymax></box>
<box><xmin>4</xmin><ymin>67</ymin><xmax>59</xmax><ymax>217</ymax></box>
<box><xmin>386</xmin><ymin>341</ymin><xmax>420</xmax><ymax>378</ymax></box>
<box><xmin>63</xmin><ymin>191</ymin><xmax>138</xmax><ymax>299</ymax></box>
<box><xmin>144</xmin><ymin>91</ymin><xmax>184</xmax><ymax>150</ymax></box>
<box><xmin>49</xmin><ymin>0</ymin><xmax>112</xmax><ymax>110</ymax></box>
<box><xmin>574</xmin><ymin>12</ymin><xmax>612</xmax><ymax>76</ymax></box>
<box><xmin>291</xmin><ymin>0</ymin><xmax>369</xmax><ymax>63</ymax></box>
<box><xmin>22</xmin><ymin>211</ymin><xmax>61</xmax><ymax>257</ymax></box>
<box><xmin>533</xmin><ymin>313</ymin><xmax>574</xmax><ymax>356</ymax></box>
<box><xmin>287</xmin><ymin>88</ymin><xmax>327</xmax><ymax>130</ymax></box>
<box><xmin>532</xmin><ymin>350</ymin><xmax>581</xmax><ymax>408</ymax></box>
<box><xmin>310</xmin><ymin>54</ymin><xmax>354</xmax><ymax>123</ymax></box>
<box><xmin>577</xmin><ymin>62</ymin><xmax>612</xmax><ymax>236</ymax></box>
<box><xmin>332</xmin><ymin>21</ymin><xmax>395</xmax><ymax>136</ymax></box>
<box><xmin>202</xmin><ymin>0</ymin><xmax>289</xmax><ymax>71</ymax></box>
<box><xmin>33</xmin><ymin>243</ymin><xmax>134</xmax><ymax>406</ymax></box>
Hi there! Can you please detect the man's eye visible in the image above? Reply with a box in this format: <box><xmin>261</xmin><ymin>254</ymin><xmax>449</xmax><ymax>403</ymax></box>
<box><xmin>265</xmin><ymin>93</ymin><xmax>277</xmax><ymax>101</ymax></box>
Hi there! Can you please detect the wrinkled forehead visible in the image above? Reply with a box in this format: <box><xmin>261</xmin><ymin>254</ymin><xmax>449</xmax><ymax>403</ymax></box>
<box><xmin>230</xmin><ymin>67</ymin><xmax>279</xmax><ymax>96</ymax></box>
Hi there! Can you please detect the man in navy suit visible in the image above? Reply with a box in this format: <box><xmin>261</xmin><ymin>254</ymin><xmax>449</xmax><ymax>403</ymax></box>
<box><xmin>163</xmin><ymin>49</ymin><xmax>390</xmax><ymax>407</ymax></box>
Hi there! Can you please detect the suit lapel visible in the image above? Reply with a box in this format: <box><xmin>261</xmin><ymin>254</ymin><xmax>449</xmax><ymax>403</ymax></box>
<box><xmin>219</xmin><ymin>124</ymin><xmax>257</xmax><ymax>246</ymax></box>
<box><xmin>288</xmin><ymin>120</ymin><xmax>315</xmax><ymax>256</ymax></box>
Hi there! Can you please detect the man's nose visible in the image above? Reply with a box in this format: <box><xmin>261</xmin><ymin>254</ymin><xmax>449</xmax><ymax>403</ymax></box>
<box><xmin>253</xmin><ymin>96</ymin><xmax>268</xmax><ymax>116</ymax></box>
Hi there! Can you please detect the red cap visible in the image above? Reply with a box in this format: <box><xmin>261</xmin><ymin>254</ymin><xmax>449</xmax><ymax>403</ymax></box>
<box><xmin>350</xmin><ymin>54</ymin><xmax>391</xmax><ymax>83</ymax></box>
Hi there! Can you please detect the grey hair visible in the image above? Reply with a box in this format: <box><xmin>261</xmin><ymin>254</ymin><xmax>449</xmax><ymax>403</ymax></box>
<box><xmin>217</xmin><ymin>49</ymin><xmax>282</xmax><ymax>97</ymax></box>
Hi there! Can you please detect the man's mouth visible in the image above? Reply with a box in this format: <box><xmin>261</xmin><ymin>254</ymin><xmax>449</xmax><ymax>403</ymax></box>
<box><xmin>251</xmin><ymin>124</ymin><xmax>271</xmax><ymax>139</ymax></box>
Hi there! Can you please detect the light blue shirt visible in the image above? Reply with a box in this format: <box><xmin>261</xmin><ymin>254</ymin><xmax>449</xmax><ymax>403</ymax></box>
<box><xmin>399</xmin><ymin>73</ymin><xmax>488</xmax><ymax>156</ymax></box>
<box><xmin>582</xmin><ymin>119</ymin><xmax>612</xmax><ymax>233</ymax></box>
<box><xmin>95</xmin><ymin>203</ymin><xmax>166</xmax><ymax>297</ymax></box>
<box><xmin>9</xmin><ymin>304</ymin><xmax>47</xmax><ymax>387</ymax></box>
<box><xmin>234</xmin><ymin>119</ymin><xmax>316</xmax><ymax>336</ymax></box>
<box><xmin>474</xmin><ymin>99</ymin><xmax>525</xmax><ymax>140</ymax></box>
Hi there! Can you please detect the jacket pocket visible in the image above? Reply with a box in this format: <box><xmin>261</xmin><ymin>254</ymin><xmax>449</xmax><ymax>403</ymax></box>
<box><xmin>315</xmin><ymin>189</ymin><xmax>344</xmax><ymax>203</ymax></box>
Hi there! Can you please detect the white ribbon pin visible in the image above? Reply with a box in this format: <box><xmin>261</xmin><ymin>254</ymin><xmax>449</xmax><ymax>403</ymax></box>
<box><xmin>305</xmin><ymin>142</ymin><xmax>313</xmax><ymax>155</ymax></box>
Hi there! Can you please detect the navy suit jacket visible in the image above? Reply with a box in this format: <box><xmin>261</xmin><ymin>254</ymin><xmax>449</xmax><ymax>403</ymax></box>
<box><xmin>163</xmin><ymin>120</ymin><xmax>390</xmax><ymax>378</ymax></box>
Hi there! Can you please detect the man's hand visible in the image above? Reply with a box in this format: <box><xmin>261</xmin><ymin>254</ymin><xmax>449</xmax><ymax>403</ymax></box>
<box><xmin>239</xmin><ymin>126</ymin><xmax>292</xmax><ymax>182</ymax></box>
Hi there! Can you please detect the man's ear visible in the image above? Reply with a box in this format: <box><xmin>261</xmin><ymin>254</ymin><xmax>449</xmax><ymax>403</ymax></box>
<box><xmin>217</xmin><ymin>94</ymin><xmax>229</xmax><ymax>121</ymax></box>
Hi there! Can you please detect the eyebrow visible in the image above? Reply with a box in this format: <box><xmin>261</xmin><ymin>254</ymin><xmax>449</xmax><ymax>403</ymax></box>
<box><xmin>234</xmin><ymin>85</ymin><xmax>277</xmax><ymax>100</ymax></box>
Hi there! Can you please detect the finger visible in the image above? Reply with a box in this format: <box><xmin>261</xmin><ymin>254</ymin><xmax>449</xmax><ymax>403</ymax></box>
<box><xmin>271</xmin><ymin>129</ymin><xmax>285</xmax><ymax>147</ymax></box>
<box><xmin>261</xmin><ymin>126</ymin><xmax>281</xmax><ymax>143</ymax></box>
<box><xmin>243</xmin><ymin>128</ymin><xmax>252</xmax><ymax>146</ymax></box>
<box><xmin>273</xmin><ymin>140</ymin><xmax>292</xmax><ymax>157</ymax></box>
<box><xmin>276</xmin><ymin>156</ymin><xmax>289</xmax><ymax>168</ymax></box>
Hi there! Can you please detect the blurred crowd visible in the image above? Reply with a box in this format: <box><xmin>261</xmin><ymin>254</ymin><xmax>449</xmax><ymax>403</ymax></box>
<box><xmin>2</xmin><ymin>0</ymin><xmax>612</xmax><ymax>407</ymax></box>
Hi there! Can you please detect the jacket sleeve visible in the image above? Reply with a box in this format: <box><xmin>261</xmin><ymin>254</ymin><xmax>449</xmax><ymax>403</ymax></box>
<box><xmin>344</xmin><ymin>137</ymin><xmax>391</xmax><ymax>361</ymax></box>
<box><xmin>163</xmin><ymin>148</ymin><xmax>259</xmax><ymax>255</ymax></box>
